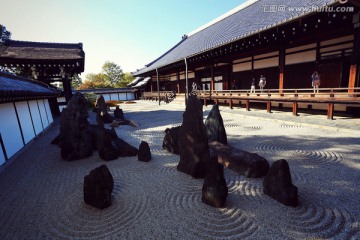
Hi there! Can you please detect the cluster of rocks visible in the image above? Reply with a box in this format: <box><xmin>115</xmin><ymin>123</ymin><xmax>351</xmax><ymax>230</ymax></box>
<box><xmin>53</xmin><ymin>93</ymin><xmax>153</xmax><ymax>210</ymax></box>
<box><xmin>163</xmin><ymin>96</ymin><xmax>298</xmax><ymax>208</ymax></box>
<box><xmin>52</xmin><ymin>93</ymin><xmax>151</xmax><ymax>163</ymax></box>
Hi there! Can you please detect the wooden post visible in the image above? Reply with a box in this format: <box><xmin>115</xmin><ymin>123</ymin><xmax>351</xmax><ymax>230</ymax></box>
<box><xmin>349</xmin><ymin>14</ymin><xmax>360</xmax><ymax>93</ymax></box>
<box><xmin>292</xmin><ymin>102</ymin><xmax>298</xmax><ymax>116</ymax></box>
<box><xmin>63</xmin><ymin>77</ymin><xmax>73</xmax><ymax>103</ymax></box>
<box><xmin>211</xmin><ymin>64</ymin><xmax>215</xmax><ymax>92</ymax></box>
<box><xmin>279</xmin><ymin>48</ymin><xmax>285</xmax><ymax>94</ymax></box>
<box><xmin>327</xmin><ymin>103</ymin><xmax>334</xmax><ymax>120</ymax></box>
<box><xmin>204</xmin><ymin>97</ymin><xmax>207</xmax><ymax>106</ymax></box>
<box><xmin>229</xmin><ymin>99</ymin><xmax>233</xmax><ymax>109</ymax></box>
<box><xmin>246</xmin><ymin>100</ymin><xmax>250</xmax><ymax>111</ymax></box>
<box><xmin>215</xmin><ymin>98</ymin><xmax>219</xmax><ymax>105</ymax></box>
<box><xmin>267</xmin><ymin>101</ymin><xmax>271</xmax><ymax>113</ymax></box>
<box><xmin>177</xmin><ymin>72</ymin><xmax>181</xmax><ymax>94</ymax></box>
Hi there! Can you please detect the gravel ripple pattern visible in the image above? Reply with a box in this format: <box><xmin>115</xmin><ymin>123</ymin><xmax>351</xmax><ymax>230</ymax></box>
<box><xmin>0</xmin><ymin>101</ymin><xmax>359</xmax><ymax>239</ymax></box>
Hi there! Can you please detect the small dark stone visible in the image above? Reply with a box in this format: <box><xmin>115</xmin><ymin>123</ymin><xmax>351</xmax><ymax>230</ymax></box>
<box><xmin>205</xmin><ymin>104</ymin><xmax>227</xmax><ymax>144</ymax></box>
<box><xmin>114</xmin><ymin>106</ymin><xmax>124</xmax><ymax>120</ymax></box>
<box><xmin>162</xmin><ymin>126</ymin><xmax>181</xmax><ymax>154</ymax></box>
<box><xmin>209</xmin><ymin>141</ymin><xmax>269</xmax><ymax>178</ymax></box>
<box><xmin>83</xmin><ymin>165</ymin><xmax>114</xmax><ymax>210</ymax></box>
<box><xmin>177</xmin><ymin>96</ymin><xmax>209</xmax><ymax>178</ymax></box>
<box><xmin>263</xmin><ymin>159</ymin><xmax>298</xmax><ymax>207</ymax></box>
<box><xmin>138</xmin><ymin>141</ymin><xmax>151</xmax><ymax>162</ymax></box>
<box><xmin>202</xmin><ymin>151</ymin><xmax>228</xmax><ymax>208</ymax></box>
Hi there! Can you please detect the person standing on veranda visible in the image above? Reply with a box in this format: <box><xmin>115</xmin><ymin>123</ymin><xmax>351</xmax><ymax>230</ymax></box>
<box><xmin>250</xmin><ymin>78</ymin><xmax>256</xmax><ymax>93</ymax></box>
<box><xmin>259</xmin><ymin>75</ymin><xmax>266</xmax><ymax>93</ymax></box>
<box><xmin>311</xmin><ymin>70</ymin><xmax>320</xmax><ymax>93</ymax></box>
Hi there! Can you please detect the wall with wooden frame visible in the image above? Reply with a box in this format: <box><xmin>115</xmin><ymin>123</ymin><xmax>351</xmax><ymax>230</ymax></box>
<box><xmin>0</xmin><ymin>99</ymin><xmax>53</xmax><ymax>166</ymax></box>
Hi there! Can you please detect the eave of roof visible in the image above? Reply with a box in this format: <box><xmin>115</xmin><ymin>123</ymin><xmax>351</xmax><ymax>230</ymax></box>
<box><xmin>133</xmin><ymin>0</ymin><xmax>339</xmax><ymax>76</ymax></box>
<box><xmin>0</xmin><ymin>40</ymin><xmax>84</xmax><ymax>61</ymax></box>
<box><xmin>0</xmin><ymin>71</ymin><xmax>60</xmax><ymax>103</ymax></box>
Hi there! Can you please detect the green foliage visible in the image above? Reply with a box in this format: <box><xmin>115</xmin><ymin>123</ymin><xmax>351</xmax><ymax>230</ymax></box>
<box><xmin>71</xmin><ymin>74</ymin><xmax>82</xmax><ymax>89</ymax></box>
<box><xmin>77</xmin><ymin>73</ymin><xmax>112</xmax><ymax>90</ymax></box>
<box><xmin>102</xmin><ymin>61</ymin><xmax>124</xmax><ymax>86</ymax></box>
<box><xmin>83</xmin><ymin>92</ymin><xmax>97</xmax><ymax>109</ymax></box>
<box><xmin>0</xmin><ymin>24</ymin><xmax>11</xmax><ymax>42</ymax></box>
<box><xmin>78</xmin><ymin>61</ymin><xmax>135</xmax><ymax>89</ymax></box>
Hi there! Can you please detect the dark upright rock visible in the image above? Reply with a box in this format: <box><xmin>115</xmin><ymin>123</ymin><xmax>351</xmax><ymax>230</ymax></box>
<box><xmin>60</xmin><ymin>93</ymin><xmax>93</xmax><ymax>161</ymax></box>
<box><xmin>263</xmin><ymin>159</ymin><xmax>298</xmax><ymax>207</ymax></box>
<box><xmin>205</xmin><ymin>104</ymin><xmax>227</xmax><ymax>144</ymax></box>
<box><xmin>84</xmin><ymin>165</ymin><xmax>114</xmax><ymax>210</ymax></box>
<box><xmin>96</xmin><ymin>111</ymin><xmax>118</xmax><ymax>161</ymax></box>
<box><xmin>110</xmin><ymin>128</ymin><xmax>139</xmax><ymax>157</ymax></box>
<box><xmin>95</xmin><ymin>95</ymin><xmax>114</xmax><ymax>123</ymax></box>
<box><xmin>162</xmin><ymin>126</ymin><xmax>181</xmax><ymax>154</ymax></box>
<box><xmin>209</xmin><ymin>141</ymin><xmax>269</xmax><ymax>178</ymax></box>
<box><xmin>177</xmin><ymin>96</ymin><xmax>209</xmax><ymax>178</ymax></box>
<box><xmin>138</xmin><ymin>141</ymin><xmax>151</xmax><ymax>162</ymax></box>
<box><xmin>114</xmin><ymin>106</ymin><xmax>124</xmax><ymax>120</ymax></box>
<box><xmin>202</xmin><ymin>151</ymin><xmax>228</xmax><ymax>208</ymax></box>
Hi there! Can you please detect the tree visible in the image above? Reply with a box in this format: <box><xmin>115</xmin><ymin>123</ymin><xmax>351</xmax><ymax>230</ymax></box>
<box><xmin>0</xmin><ymin>24</ymin><xmax>11</xmax><ymax>42</ymax></box>
<box><xmin>77</xmin><ymin>73</ymin><xmax>112</xmax><ymax>90</ymax></box>
<box><xmin>102</xmin><ymin>61</ymin><xmax>124</xmax><ymax>86</ymax></box>
<box><xmin>71</xmin><ymin>74</ymin><xmax>82</xmax><ymax>90</ymax></box>
<box><xmin>116</xmin><ymin>72</ymin><xmax>135</xmax><ymax>88</ymax></box>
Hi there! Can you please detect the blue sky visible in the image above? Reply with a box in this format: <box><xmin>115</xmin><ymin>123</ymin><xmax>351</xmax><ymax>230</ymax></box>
<box><xmin>1</xmin><ymin>0</ymin><xmax>245</xmax><ymax>77</ymax></box>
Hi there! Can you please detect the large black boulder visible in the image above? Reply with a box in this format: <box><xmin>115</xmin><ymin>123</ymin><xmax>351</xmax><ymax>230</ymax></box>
<box><xmin>59</xmin><ymin>93</ymin><xmax>93</xmax><ymax>161</ymax></box>
<box><xmin>202</xmin><ymin>151</ymin><xmax>228</xmax><ymax>208</ymax></box>
<box><xmin>83</xmin><ymin>165</ymin><xmax>114</xmax><ymax>210</ymax></box>
<box><xmin>263</xmin><ymin>159</ymin><xmax>298</xmax><ymax>207</ymax></box>
<box><xmin>162</xmin><ymin>126</ymin><xmax>181</xmax><ymax>154</ymax></box>
<box><xmin>209</xmin><ymin>141</ymin><xmax>269</xmax><ymax>178</ymax></box>
<box><xmin>177</xmin><ymin>96</ymin><xmax>209</xmax><ymax>178</ymax></box>
<box><xmin>205</xmin><ymin>104</ymin><xmax>227</xmax><ymax>144</ymax></box>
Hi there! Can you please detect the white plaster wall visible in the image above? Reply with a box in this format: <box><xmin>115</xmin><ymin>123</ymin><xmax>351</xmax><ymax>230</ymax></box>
<box><xmin>38</xmin><ymin>100</ymin><xmax>49</xmax><ymax>128</ymax></box>
<box><xmin>233</xmin><ymin>62</ymin><xmax>252</xmax><ymax>72</ymax></box>
<box><xmin>0</xmin><ymin>143</ymin><xmax>5</xmax><ymax>165</ymax></box>
<box><xmin>28</xmin><ymin>100</ymin><xmax>43</xmax><ymax>135</ymax></box>
<box><xmin>0</xmin><ymin>103</ymin><xmax>24</xmax><ymax>159</ymax></box>
<box><xmin>15</xmin><ymin>101</ymin><xmax>35</xmax><ymax>144</ymax></box>
<box><xmin>103</xmin><ymin>94</ymin><xmax>111</xmax><ymax>102</ymax></box>
<box><xmin>254</xmin><ymin>57</ymin><xmax>279</xmax><ymax>69</ymax></box>
<box><xmin>44</xmin><ymin>99</ymin><xmax>53</xmax><ymax>124</ymax></box>
<box><xmin>110</xmin><ymin>93</ymin><xmax>119</xmax><ymax>101</ymax></box>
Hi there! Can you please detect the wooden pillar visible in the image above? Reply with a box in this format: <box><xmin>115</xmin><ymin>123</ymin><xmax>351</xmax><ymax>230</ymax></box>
<box><xmin>246</xmin><ymin>100</ymin><xmax>250</xmax><ymax>111</ymax></box>
<box><xmin>279</xmin><ymin>48</ymin><xmax>285</xmax><ymax>93</ymax></box>
<box><xmin>204</xmin><ymin>97</ymin><xmax>207</xmax><ymax>106</ymax></box>
<box><xmin>177</xmin><ymin>72</ymin><xmax>181</xmax><ymax>94</ymax></box>
<box><xmin>292</xmin><ymin>102</ymin><xmax>298</xmax><ymax>116</ymax></box>
<box><xmin>229</xmin><ymin>99</ymin><xmax>233</xmax><ymax>109</ymax></box>
<box><xmin>327</xmin><ymin>103</ymin><xmax>334</xmax><ymax>120</ymax></box>
<box><xmin>267</xmin><ymin>101</ymin><xmax>271</xmax><ymax>113</ymax></box>
<box><xmin>349</xmin><ymin>14</ymin><xmax>360</xmax><ymax>93</ymax></box>
<box><xmin>156</xmin><ymin>69</ymin><xmax>160</xmax><ymax>105</ymax></box>
<box><xmin>211</xmin><ymin>64</ymin><xmax>215</xmax><ymax>92</ymax></box>
<box><xmin>63</xmin><ymin>77</ymin><xmax>72</xmax><ymax>102</ymax></box>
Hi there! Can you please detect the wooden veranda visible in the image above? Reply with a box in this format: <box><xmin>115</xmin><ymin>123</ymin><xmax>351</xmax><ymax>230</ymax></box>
<box><xmin>142</xmin><ymin>87</ymin><xmax>360</xmax><ymax>120</ymax></box>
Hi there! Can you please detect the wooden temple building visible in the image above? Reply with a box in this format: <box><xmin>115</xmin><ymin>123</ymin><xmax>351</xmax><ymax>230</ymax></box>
<box><xmin>0</xmin><ymin>40</ymin><xmax>84</xmax><ymax>166</ymax></box>
<box><xmin>0</xmin><ymin>40</ymin><xmax>85</xmax><ymax>115</ymax></box>
<box><xmin>133</xmin><ymin>0</ymin><xmax>360</xmax><ymax>118</ymax></box>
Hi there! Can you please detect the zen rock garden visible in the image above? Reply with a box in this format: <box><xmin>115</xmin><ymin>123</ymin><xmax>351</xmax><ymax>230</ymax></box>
<box><xmin>163</xmin><ymin>96</ymin><xmax>298</xmax><ymax>208</ymax></box>
<box><xmin>53</xmin><ymin>93</ymin><xmax>298</xmax><ymax>210</ymax></box>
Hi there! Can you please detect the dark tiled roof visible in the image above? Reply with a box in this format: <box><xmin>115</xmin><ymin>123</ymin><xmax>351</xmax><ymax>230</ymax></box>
<box><xmin>134</xmin><ymin>0</ymin><xmax>338</xmax><ymax>75</ymax></box>
<box><xmin>0</xmin><ymin>71</ymin><xmax>60</xmax><ymax>103</ymax></box>
<box><xmin>0</xmin><ymin>40</ymin><xmax>84</xmax><ymax>60</ymax></box>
